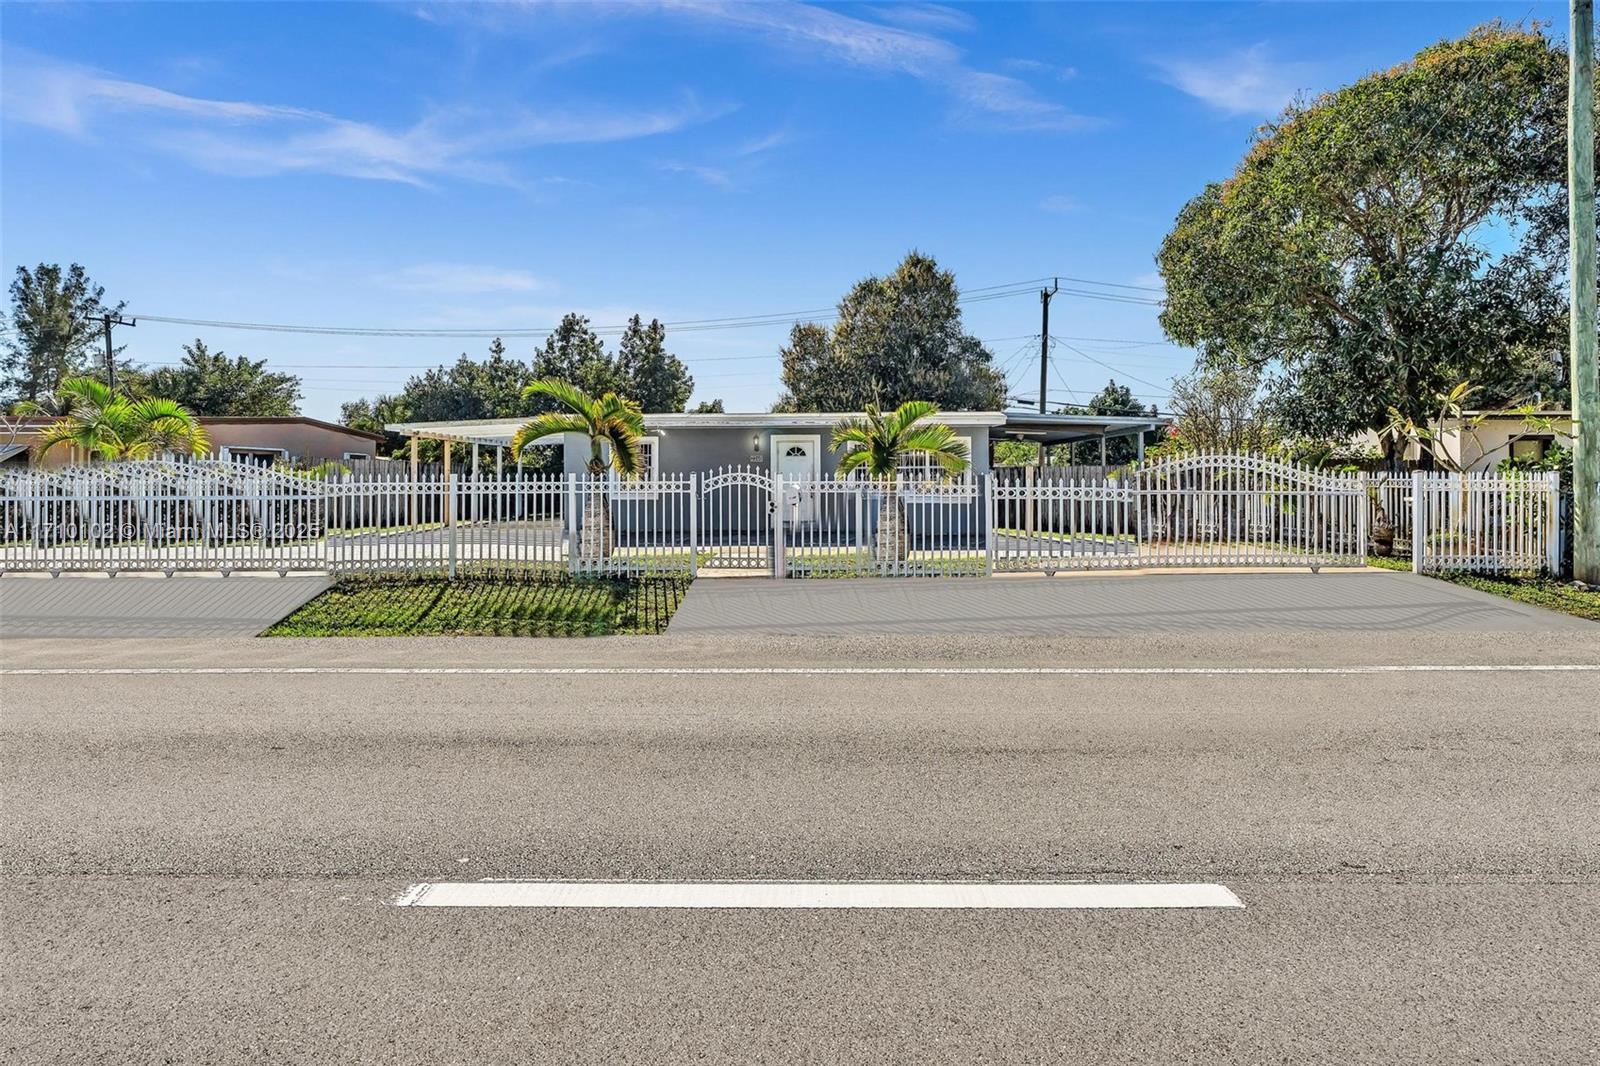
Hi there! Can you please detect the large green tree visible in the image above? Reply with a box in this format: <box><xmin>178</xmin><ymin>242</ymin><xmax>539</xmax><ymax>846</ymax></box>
<box><xmin>140</xmin><ymin>339</ymin><xmax>301</xmax><ymax>416</ymax></box>
<box><xmin>2</xmin><ymin>264</ymin><xmax>121</xmax><ymax>405</ymax></box>
<box><xmin>616</xmin><ymin>315</ymin><xmax>694</xmax><ymax>413</ymax></box>
<box><xmin>1157</xmin><ymin>24</ymin><xmax>1593</xmax><ymax>447</ymax></box>
<box><xmin>776</xmin><ymin>251</ymin><xmax>1006</xmax><ymax>412</ymax></box>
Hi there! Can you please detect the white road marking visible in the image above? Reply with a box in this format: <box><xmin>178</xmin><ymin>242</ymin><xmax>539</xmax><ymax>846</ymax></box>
<box><xmin>392</xmin><ymin>881</ymin><xmax>1244</xmax><ymax>910</ymax></box>
<box><xmin>1</xmin><ymin>664</ymin><xmax>1595</xmax><ymax>677</ymax></box>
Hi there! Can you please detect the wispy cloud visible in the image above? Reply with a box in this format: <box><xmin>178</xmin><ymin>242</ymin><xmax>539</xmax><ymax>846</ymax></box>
<box><xmin>1004</xmin><ymin>57</ymin><xmax>1078</xmax><ymax>82</ymax></box>
<box><xmin>656</xmin><ymin>159</ymin><xmax>735</xmax><ymax>189</ymax></box>
<box><xmin>1155</xmin><ymin>44</ymin><xmax>1312</xmax><ymax>117</ymax></box>
<box><xmin>485</xmin><ymin>1</ymin><xmax>1098</xmax><ymax>133</ymax></box>
<box><xmin>376</xmin><ymin>264</ymin><xmax>544</xmax><ymax>294</ymax></box>
<box><xmin>2</xmin><ymin>47</ymin><xmax>722</xmax><ymax>186</ymax></box>
<box><xmin>865</xmin><ymin>3</ymin><xmax>977</xmax><ymax>35</ymax></box>
<box><xmin>1039</xmin><ymin>195</ymin><xmax>1081</xmax><ymax>214</ymax></box>
<box><xmin>734</xmin><ymin>127</ymin><xmax>792</xmax><ymax>157</ymax></box>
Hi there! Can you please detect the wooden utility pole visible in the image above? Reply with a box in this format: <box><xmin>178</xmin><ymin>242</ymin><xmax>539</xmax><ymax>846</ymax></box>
<box><xmin>1038</xmin><ymin>278</ymin><xmax>1058</xmax><ymax>415</ymax></box>
<box><xmin>101</xmin><ymin>313</ymin><xmax>135</xmax><ymax>391</ymax></box>
<box><xmin>1572</xmin><ymin>0</ymin><xmax>1597</xmax><ymax>581</ymax></box>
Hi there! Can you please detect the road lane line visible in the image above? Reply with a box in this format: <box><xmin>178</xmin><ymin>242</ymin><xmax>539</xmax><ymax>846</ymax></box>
<box><xmin>2</xmin><ymin>664</ymin><xmax>1596</xmax><ymax>677</ymax></box>
<box><xmin>392</xmin><ymin>881</ymin><xmax>1244</xmax><ymax>909</ymax></box>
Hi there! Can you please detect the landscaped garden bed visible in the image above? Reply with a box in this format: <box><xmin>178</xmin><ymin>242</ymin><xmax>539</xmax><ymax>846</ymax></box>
<box><xmin>264</xmin><ymin>571</ymin><xmax>691</xmax><ymax>636</ymax></box>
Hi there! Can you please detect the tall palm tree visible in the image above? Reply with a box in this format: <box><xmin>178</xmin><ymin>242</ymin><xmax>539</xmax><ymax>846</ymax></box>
<box><xmin>832</xmin><ymin>400</ymin><xmax>970</xmax><ymax>562</ymax></box>
<box><xmin>17</xmin><ymin>377</ymin><xmax>209</xmax><ymax>461</ymax></box>
<box><xmin>511</xmin><ymin>378</ymin><xmax>646</xmax><ymax>559</ymax></box>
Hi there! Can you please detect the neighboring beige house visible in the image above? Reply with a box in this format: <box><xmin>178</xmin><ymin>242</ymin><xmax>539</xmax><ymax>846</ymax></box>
<box><xmin>1354</xmin><ymin>409</ymin><xmax>1574</xmax><ymax>471</ymax></box>
<box><xmin>0</xmin><ymin>415</ymin><xmax>387</xmax><ymax>468</ymax></box>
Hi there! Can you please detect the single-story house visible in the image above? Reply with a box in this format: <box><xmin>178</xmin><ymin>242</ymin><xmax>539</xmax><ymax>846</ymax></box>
<box><xmin>385</xmin><ymin>409</ymin><xmax>1169</xmax><ymax>481</ymax></box>
<box><xmin>0</xmin><ymin>415</ymin><xmax>388</xmax><ymax>468</ymax></box>
<box><xmin>384</xmin><ymin>409</ymin><xmax>1168</xmax><ymax>541</ymax></box>
<box><xmin>1353</xmin><ymin>409</ymin><xmax>1574</xmax><ymax>472</ymax></box>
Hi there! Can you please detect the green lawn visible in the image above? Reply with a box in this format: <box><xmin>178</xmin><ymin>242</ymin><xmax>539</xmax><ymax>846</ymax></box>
<box><xmin>1364</xmin><ymin>556</ymin><xmax>1598</xmax><ymax>622</ymax></box>
<box><xmin>265</xmin><ymin>572</ymin><xmax>691</xmax><ymax>637</ymax></box>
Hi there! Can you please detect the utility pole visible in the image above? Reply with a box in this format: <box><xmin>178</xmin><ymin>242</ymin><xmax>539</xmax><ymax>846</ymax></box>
<box><xmin>1572</xmin><ymin>0</ymin><xmax>1597</xmax><ymax>582</ymax></box>
<box><xmin>1038</xmin><ymin>278</ymin><xmax>1058</xmax><ymax>415</ymax></box>
<box><xmin>101</xmin><ymin>313</ymin><xmax>136</xmax><ymax>391</ymax></box>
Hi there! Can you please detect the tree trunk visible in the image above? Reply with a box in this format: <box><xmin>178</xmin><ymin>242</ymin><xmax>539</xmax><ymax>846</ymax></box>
<box><xmin>580</xmin><ymin>490</ymin><xmax>613</xmax><ymax>560</ymax></box>
<box><xmin>874</xmin><ymin>489</ymin><xmax>907</xmax><ymax>565</ymax></box>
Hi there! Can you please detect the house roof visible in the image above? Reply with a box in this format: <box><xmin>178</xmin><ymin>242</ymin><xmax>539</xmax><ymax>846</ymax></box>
<box><xmin>385</xmin><ymin>409</ymin><xmax>1167</xmax><ymax>448</ymax></box>
<box><xmin>5</xmin><ymin>414</ymin><xmax>386</xmax><ymax>443</ymax></box>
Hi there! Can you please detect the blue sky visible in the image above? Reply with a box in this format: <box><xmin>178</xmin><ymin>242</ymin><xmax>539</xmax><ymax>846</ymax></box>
<box><xmin>1</xmin><ymin>0</ymin><xmax>1565</xmax><ymax>420</ymax></box>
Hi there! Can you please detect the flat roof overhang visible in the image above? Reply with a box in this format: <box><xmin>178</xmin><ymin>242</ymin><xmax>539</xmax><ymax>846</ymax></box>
<box><xmin>995</xmin><ymin>411</ymin><xmax>1169</xmax><ymax>445</ymax></box>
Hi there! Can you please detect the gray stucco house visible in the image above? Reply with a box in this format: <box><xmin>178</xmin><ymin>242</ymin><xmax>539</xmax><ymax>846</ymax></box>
<box><xmin>386</xmin><ymin>409</ymin><xmax>1167</xmax><ymax>548</ymax></box>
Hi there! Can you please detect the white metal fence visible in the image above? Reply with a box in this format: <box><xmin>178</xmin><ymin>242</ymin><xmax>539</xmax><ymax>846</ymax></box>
<box><xmin>1409</xmin><ymin>469</ymin><xmax>1561</xmax><ymax>574</ymax></box>
<box><xmin>0</xmin><ymin>456</ymin><xmax>1563</xmax><ymax>579</ymax></box>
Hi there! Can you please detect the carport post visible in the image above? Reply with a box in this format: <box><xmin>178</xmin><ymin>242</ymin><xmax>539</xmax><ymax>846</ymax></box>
<box><xmin>471</xmin><ymin>442</ymin><xmax>480</xmax><ymax>522</ymax></box>
<box><xmin>1099</xmin><ymin>433</ymin><xmax>1107</xmax><ymax>472</ymax></box>
<box><xmin>1136</xmin><ymin>431</ymin><xmax>1145</xmax><ymax>463</ymax></box>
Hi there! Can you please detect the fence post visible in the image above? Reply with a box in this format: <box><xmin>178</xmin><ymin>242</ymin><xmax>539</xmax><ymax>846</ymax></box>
<box><xmin>1356</xmin><ymin>471</ymin><xmax>1368</xmax><ymax>565</ymax></box>
<box><xmin>1546</xmin><ymin>470</ymin><xmax>1561</xmax><ymax>575</ymax></box>
<box><xmin>567</xmin><ymin>474</ymin><xmax>579</xmax><ymax>575</ymax></box>
<box><xmin>688</xmin><ymin>473</ymin><xmax>699</xmax><ymax>578</ymax></box>
<box><xmin>1411</xmin><ymin>470</ymin><xmax>1426</xmax><ymax>573</ymax></box>
<box><xmin>772</xmin><ymin>473</ymin><xmax>786</xmax><ymax>580</ymax></box>
<box><xmin>984</xmin><ymin>474</ymin><xmax>996</xmax><ymax>576</ymax></box>
<box><xmin>447</xmin><ymin>474</ymin><xmax>458</xmax><ymax>580</ymax></box>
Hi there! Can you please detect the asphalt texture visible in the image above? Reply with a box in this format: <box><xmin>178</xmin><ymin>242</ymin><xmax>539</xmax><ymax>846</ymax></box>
<box><xmin>4</xmin><ymin>627</ymin><xmax>1598</xmax><ymax>1063</ymax></box>
<box><xmin>667</xmin><ymin>570</ymin><xmax>1592</xmax><ymax>634</ymax></box>
<box><xmin>0</xmin><ymin>572</ymin><xmax>330</xmax><ymax>638</ymax></box>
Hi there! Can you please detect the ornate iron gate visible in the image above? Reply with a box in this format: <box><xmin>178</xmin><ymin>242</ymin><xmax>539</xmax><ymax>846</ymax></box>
<box><xmin>699</xmin><ymin>466</ymin><xmax>776</xmax><ymax>573</ymax></box>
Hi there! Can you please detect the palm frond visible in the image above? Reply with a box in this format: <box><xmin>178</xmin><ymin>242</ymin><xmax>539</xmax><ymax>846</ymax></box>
<box><xmin>885</xmin><ymin>400</ymin><xmax>939</xmax><ymax>439</ymax></box>
<box><xmin>522</xmin><ymin>377</ymin><xmax>596</xmax><ymax>419</ymax></box>
<box><xmin>512</xmin><ymin>412</ymin><xmax>590</xmax><ymax>456</ymax></box>
<box><xmin>900</xmin><ymin>423</ymin><xmax>971</xmax><ymax>474</ymax></box>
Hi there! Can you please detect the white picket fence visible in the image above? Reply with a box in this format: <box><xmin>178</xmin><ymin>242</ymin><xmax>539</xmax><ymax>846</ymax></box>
<box><xmin>0</xmin><ymin>456</ymin><xmax>1564</xmax><ymax>579</ymax></box>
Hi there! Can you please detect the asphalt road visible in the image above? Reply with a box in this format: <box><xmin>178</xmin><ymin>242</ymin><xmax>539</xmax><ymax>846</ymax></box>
<box><xmin>4</xmin><ymin>631</ymin><xmax>1598</xmax><ymax>1064</ymax></box>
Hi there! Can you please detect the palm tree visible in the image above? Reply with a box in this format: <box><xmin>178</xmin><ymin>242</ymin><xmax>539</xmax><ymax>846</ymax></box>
<box><xmin>832</xmin><ymin>400</ymin><xmax>970</xmax><ymax>563</ymax></box>
<box><xmin>511</xmin><ymin>378</ymin><xmax>646</xmax><ymax>559</ymax></box>
<box><xmin>16</xmin><ymin>377</ymin><xmax>209</xmax><ymax>461</ymax></box>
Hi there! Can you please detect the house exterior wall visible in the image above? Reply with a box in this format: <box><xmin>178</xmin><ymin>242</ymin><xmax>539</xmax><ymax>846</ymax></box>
<box><xmin>561</xmin><ymin>423</ymin><xmax>992</xmax><ymax>542</ymax></box>
<box><xmin>1353</xmin><ymin>414</ymin><xmax>1575</xmax><ymax>472</ymax></box>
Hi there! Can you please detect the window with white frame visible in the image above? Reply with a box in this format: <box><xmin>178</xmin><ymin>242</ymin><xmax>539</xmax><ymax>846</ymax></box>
<box><xmin>608</xmin><ymin>436</ymin><xmax>660</xmax><ymax>497</ymax></box>
<box><xmin>840</xmin><ymin>446</ymin><xmax>974</xmax><ymax>500</ymax></box>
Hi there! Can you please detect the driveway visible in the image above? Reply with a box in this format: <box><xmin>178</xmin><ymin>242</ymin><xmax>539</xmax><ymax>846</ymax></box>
<box><xmin>0</xmin><ymin>573</ymin><xmax>330</xmax><ymax>638</ymax></box>
<box><xmin>667</xmin><ymin>570</ymin><xmax>1590</xmax><ymax>636</ymax></box>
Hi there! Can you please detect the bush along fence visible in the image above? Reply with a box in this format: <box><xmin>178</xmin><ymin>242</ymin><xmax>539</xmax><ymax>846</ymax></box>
<box><xmin>0</xmin><ymin>454</ymin><xmax>1563</xmax><ymax>579</ymax></box>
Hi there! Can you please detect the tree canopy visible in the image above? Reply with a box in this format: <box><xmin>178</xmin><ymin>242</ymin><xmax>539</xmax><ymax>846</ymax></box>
<box><xmin>139</xmin><ymin>339</ymin><xmax>301</xmax><ymax>416</ymax></box>
<box><xmin>776</xmin><ymin>251</ymin><xmax>1006</xmax><ymax>413</ymax></box>
<box><xmin>1056</xmin><ymin>379</ymin><xmax>1159</xmax><ymax>465</ymax></box>
<box><xmin>1157</xmin><ymin>23</ymin><xmax>1593</xmax><ymax>446</ymax></box>
<box><xmin>2</xmin><ymin>264</ymin><xmax>121</xmax><ymax>405</ymax></box>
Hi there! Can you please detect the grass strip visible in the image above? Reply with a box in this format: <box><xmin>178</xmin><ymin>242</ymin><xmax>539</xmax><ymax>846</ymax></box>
<box><xmin>264</xmin><ymin>571</ymin><xmax>690</xmax><ymax>637</ymax></box>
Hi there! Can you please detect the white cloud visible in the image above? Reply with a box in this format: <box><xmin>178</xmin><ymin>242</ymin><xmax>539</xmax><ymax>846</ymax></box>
<box><xmin>376</xmin><ymin>264</ymin><xmax>544</xmax><ymax>294</ymax></box>
<box><xmin>1039</xmin><ymin>195</ymin><xmax>1081</xmax><ymax>214</ymax></box>
<box><xmin>1155</xmin><ymin>44</ymin><xmax>1311</xmax><ymax>117</ymax></box>
<box><xmin>734</xmin><ymin>127</ymin><xmax>792</xmax><ymax>157</ymax></box>
<box><xmin>1</xmin><ymin>47</ymin><xmax>722</xmax><ymax>186</ymax></box>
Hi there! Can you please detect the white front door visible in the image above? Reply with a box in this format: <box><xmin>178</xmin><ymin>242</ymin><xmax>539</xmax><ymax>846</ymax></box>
<box><xmin>773</xmin><ymin>436</ymin><xmax>820</xmax><ymax>522</ymax></box>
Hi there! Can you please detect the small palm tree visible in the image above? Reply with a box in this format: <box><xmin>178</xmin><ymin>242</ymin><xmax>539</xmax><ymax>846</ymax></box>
<box><xmin>17</xmin><ymin>377</ymin><xmax>209</xmax><ymax>461</ymax></box>
<box><xmin>832</xmin><ymin>400</ymin><xmax>970</xmax><ymax>563</ymax></box>
<box><xmin>511</xmin><ymin>378</ymin><xmax>646</xmax><ymax>559</ymax></box>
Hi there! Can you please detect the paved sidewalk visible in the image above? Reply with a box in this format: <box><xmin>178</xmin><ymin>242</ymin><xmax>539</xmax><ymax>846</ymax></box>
<box><xmin>666</xmin><ymin>570</ymin><xmax>1590</xmax><ymax>636</ymax></box>
<box><xmin>0</xmin><ymin>573</ymin><xmax>330</xmax><ymax>638</ymax></box>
